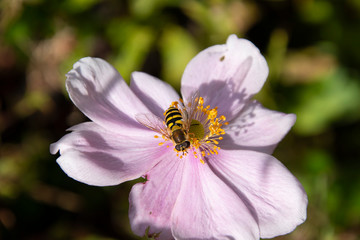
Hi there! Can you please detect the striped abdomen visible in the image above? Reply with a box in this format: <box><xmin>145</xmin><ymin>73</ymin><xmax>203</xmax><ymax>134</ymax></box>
<box><xmin>165</xmin><ymin>107</ymin><xmax>183</xmax><ymax>131</ymax></box>
<box><xmin>165</xmin><ymin>106</ymin><xmax>190</xmax><ymax>152</ymax></box>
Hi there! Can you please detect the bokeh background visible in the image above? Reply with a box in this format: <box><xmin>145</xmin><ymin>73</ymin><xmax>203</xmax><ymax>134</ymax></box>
<box><xmin>1</xmin><ymin>0</ymin><xmax>360</xmax><ymax>239</ymax></box>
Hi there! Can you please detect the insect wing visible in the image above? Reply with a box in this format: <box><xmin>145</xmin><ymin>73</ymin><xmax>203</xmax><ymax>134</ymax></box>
<box><xmin>135</xmin><ymin>113</ymin><xmax>166</xmax><ymax>135</ymax></box>
<box><xmin>183</xmin><ymin>90</ymin><xmax>200</xmax><ymax>128</ymax></box>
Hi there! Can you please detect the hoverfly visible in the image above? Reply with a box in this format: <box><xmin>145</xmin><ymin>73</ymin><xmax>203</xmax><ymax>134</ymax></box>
<box><xmin>136</xmin><ymin>92</ymin><xmax>201</xmax><ymax>152</ymax></box>
<box><xmin>135</xmin><ymin>107</ymin><xmax>190</xmax><ymax>152</ymax></box>
<box><xmin>164</xmin><ymin>107</ymin><xmax>190</xmax><ymax>151</ymax></box>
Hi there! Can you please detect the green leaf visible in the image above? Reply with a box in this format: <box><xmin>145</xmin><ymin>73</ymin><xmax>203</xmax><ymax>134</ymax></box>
<box><xmin>159</xmin><ymin>26</ymin><xmax>197</xmax><ymax>90</ymax></box>
<box><xmin>292</xmin><ymin>69</ymin><xmax>360</xmax><ymax>135</ymax></box>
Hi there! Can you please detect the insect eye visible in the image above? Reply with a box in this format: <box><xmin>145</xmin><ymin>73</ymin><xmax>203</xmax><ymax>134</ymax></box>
<box><xmin>175</xmin><ymin>145</ymin><xmax>182</xmax><ymax>151</ymax></box>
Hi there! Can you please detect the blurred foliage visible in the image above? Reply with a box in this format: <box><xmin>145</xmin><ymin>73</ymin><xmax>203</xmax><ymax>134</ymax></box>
<box><xmin>1</xmin><ymin>0</ymin><xmax>360</xmax><ymax>239</ymax></box>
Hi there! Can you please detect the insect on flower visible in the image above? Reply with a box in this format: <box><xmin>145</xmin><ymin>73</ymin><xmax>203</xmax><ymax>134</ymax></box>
<box><xmin>163</xmin><ymin>106</ymin><xmax>190</xmax><ymax>152</ymax></box>
<box><xmin>51</xmin><ymin>34</ymin><xmax>308</xmax><ymax>240</ymax></box>
<box><xmin>136</xmin><ymin>91</ymin><xmax>228</xmax><ymax>162</ymax></box>
<box><xmin>136</xmin><ymin>104</ymin><xmax>191</xmax><ymax>153</ymax></box>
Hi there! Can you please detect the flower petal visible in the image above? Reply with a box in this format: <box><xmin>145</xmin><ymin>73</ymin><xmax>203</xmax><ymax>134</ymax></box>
<box><xmin>50</xmin><ymin>122</ymin><xmax>166</xmax><ymax>186</ymax></box>
<box><xmin>171</xmin><ymin>155</ymin><xmax>260</xmax><ymax>240</ymax></box>
<box><xmin>66</xmin><ymin>57</ymin><xmax>149</xmax><ymax>132</ymax></box>
<box><xmin>222</xmin><ymin>100</ymin><xmax>296</xmax><ymax>154</ymax></box>
<box><xmin>181</xmin><ymin>35</ymin><xmax>268</xmax><ymax>121</ymax></box>
<box><xmin>130</xmin><ymin>72</ymin><xmax>180</xmax><ymax>118</ymax></box>
<box><xmin>129</xmin><ymin>151</ymin><xmax>185</xmax><ymax>240</ymax></box>
<box><xmin>209</xmin><ymin>150</ymin><xmax>308</xmax><ymax>238</ymax></box>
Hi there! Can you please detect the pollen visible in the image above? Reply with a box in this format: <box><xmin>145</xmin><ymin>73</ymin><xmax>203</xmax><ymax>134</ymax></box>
<box><xmin>183</xmin><ymin>95</ymin><xmax>227</xmax><ymax>163</ymax></box>
<box><xmin>148</xmin><ymin>93</ymin><xmax>228</xmax><ymax>164</ymax></box>
<box><xmin>171</xmin><ymin>101</ymin><xmax>179</xmax><ymax>108</ymax></box>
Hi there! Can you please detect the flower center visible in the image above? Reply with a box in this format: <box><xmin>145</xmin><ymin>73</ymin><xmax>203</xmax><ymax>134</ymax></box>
<box><xmin>163</xmin><ymin>94</ymin><xmax>228</xmax><ymax>164</ymax></box>
<box><xmin>189</xmin><ymin>120</ymin><xmax>204</xmax><ymax>140</ymax></box>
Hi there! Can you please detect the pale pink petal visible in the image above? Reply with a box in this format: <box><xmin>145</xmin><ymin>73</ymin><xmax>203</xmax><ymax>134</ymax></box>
<box><xmin>130</xmin><ymin>72</ymin><xmax>180</xmax><ymax>118</ymax></box>
<box><xmin>222</xmin><ymin>100</ymin><xmax>296</xmax><ymax>154</ymax></box>
<box><xmin>129</xmin><ymin>150</ymin><xmax>185</xmax><ymax>240</ymax></box>
<box><xmin>66</xmin><ymin>57</ymin><xmax>149</xmax><ymax>132</ymax></box>
<box><xmin>181</xmin><ymin>34</ymin><xmax>268</xmax><ymax>120</ymax></box>
<box><xmin>171</xmin><ymin>154</ymin><xmax>260</xmax><ymax>240</ymax></box>
<box><xmin>50</xmin><ymin>122</ymin><xmax>167</xmax><ymax>186</ymax></box>
<box><xmin>209</xmin><ymin>150</ymin><xmax>308</xmax><ymax>238</ymax></box>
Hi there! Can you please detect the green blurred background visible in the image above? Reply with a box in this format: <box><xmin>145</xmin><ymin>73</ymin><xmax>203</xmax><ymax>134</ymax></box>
<box><xmin>1</xmin><ymin>0</ymin><xmax>360</xmax><ymax>239</ymax></box>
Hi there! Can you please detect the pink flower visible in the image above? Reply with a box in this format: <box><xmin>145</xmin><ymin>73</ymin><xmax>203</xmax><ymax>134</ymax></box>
<box><xmin>51</xmin><ymin>35</ymin><xmax>307</xmax><ymax>240</ymax></box>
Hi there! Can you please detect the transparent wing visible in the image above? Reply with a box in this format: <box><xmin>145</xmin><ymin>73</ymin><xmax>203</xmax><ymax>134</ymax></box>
<box><xmin>182</xmin><ymin>90</ymin><xmax>200</xmax><ymax>129</ymax></box>
<box><xmin>135</xmin><ymin>113</ymin><xmax>168</xmax><ymax>136</ymax></box>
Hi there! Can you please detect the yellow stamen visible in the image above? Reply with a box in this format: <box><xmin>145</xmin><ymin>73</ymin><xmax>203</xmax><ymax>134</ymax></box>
<box><xmin>156</xmin><ymin>94</ymin><xmax>228</xmax><ymax>163</ymax></box>
<box><xmin>171</xmin><ymin>101</ymin><xmax>179</xmax><ymax>108</ymax></box>
<box><xmin>198</xmin><ymin>97</ymin><xmax>204</xmax><ymax>105</ymax></box>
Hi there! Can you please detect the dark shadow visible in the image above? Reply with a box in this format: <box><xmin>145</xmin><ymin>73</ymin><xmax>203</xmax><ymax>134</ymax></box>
<box><xmin>182</xmin><ymin>56</ymin><xmax>253</xmax><ymax>121</ymax></box>
<box><xmin>181</xmin><ymin>55</ymin><xmax>274</xmax><ymax>152</ymax></box>
<box><xmin>220</xmin><ymin>100</ymin><xmax>277</xmax><ymax>154</ymax></box>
